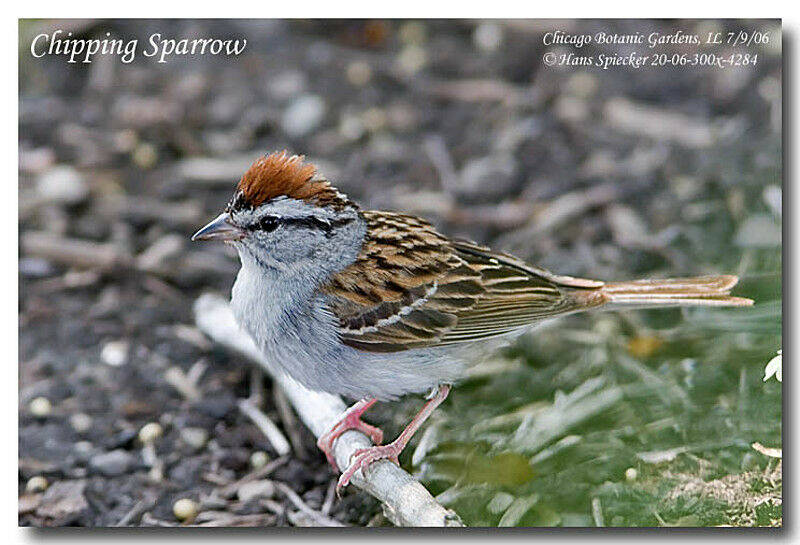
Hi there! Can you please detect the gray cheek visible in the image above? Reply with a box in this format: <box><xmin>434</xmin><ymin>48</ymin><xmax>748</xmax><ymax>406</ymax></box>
<box><xmin>244</xmin><ymin>228</ymin><xmax>301</xmax><ymax>262</ymax></box>
<box><xmin>281</xmin><ymin>229</ymin><xmax>323</xmax><ymax>262</ymax></box>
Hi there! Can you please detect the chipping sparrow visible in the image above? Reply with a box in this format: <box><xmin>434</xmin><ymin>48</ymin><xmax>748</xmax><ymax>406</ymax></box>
<box><xmin>193</xmin><ymin>151</ymin><xmax>753</xmax><ymax>492</ymax></box>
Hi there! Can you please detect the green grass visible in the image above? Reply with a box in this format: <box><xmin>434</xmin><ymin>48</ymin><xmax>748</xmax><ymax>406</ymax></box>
<box><xmin>400</xmin><ymin>250</ymin><xmax>782</xmax><ymax>527</ymax></box>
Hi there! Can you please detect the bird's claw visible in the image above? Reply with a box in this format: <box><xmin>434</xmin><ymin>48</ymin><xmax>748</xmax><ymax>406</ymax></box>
<box><xmin>317</xmin><ymin>419</ymin><xmax>384</xmax><ymax>472</ymax></box>
<box><xmin>336</xmin><ymin>444</ymin><xmax>401</xmax><ymax>496</ymax></box>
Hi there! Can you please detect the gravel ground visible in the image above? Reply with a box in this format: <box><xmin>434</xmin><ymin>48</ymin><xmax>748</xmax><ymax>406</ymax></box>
<box><xmin>19</xmin><ymin>19</ymin><xmax>781</xmax><ymax>526</ymax></box>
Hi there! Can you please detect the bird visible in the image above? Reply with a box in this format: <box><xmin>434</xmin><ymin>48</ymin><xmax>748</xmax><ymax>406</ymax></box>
<box><xmin>192</xmin><ymin>150</ymin><xmax>753</xmax><ymax>493</ymax></box>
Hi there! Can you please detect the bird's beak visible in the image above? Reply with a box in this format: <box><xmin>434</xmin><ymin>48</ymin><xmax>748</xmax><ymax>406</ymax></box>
<box><xmin>191</xmin><ymin>213</ymin><xmax>245</xmax><ymax>242</ymax></box>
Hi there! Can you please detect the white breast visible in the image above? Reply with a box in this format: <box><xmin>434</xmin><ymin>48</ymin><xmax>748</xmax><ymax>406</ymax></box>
<box><xmin>231</xmin><ymin>258</ymin><xmax>474</xmax><ymax>400</ymax></box>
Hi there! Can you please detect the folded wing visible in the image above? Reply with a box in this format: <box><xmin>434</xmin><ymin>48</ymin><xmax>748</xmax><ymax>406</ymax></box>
<box><xmin>320</xmin><ymin>211</ymin><xmax>605</xmax><ymax>353</ymax></box>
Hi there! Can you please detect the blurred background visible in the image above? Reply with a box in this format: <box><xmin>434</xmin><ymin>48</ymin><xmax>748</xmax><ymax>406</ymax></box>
<box><xmin>19</xmin><ymin>19</ymin><xmax>781</xmax><ymax>527</ymax></box>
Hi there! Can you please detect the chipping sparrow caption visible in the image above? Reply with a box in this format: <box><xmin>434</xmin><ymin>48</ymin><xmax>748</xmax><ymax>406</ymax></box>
<box><xmin>193</xmin><ymin>151</ymin><xmax>753</xmax><ymax>492</ymax></box>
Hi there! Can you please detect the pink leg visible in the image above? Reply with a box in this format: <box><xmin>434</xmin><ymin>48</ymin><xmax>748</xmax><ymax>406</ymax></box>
<box><xmin>337</xmin><ymin>384</ymin><xmax>451</xmax><ymax>494</ymax></box>
<box><xmin>317</xmin><ymin>398</ymin><xmax>384</xmax><ymax>472</ymax></box>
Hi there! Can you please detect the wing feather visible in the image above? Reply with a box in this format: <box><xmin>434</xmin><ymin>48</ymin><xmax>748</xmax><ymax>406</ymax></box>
<box><xmin>320</xmin><ymin>211</ymin><xmax>605</xmax><ymax>352</ymax></box>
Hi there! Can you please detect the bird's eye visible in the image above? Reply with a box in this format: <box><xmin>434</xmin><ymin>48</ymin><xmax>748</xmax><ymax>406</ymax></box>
<box><xmin>257</xmin><ymin>215</ymin><xmax>280</xmax><ymax>232</ymax></box>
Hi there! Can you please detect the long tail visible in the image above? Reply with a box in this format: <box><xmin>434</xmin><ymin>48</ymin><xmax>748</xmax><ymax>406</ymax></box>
<box><xmin>599</xmin><ymin>275</ymin><xmax>753</xmax><ymax>308</ymax></box>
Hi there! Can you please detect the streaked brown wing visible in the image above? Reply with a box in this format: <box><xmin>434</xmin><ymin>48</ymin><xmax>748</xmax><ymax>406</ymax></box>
<box><xmin>320</xmin><ymin>211</ymin><xmax>606</xmax><ymax>353</ymax></box>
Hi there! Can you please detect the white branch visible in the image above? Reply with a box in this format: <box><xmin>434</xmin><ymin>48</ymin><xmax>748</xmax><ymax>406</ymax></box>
<box><xmin>193</xmin><ymin>293</ymin><xmax>463</xmax><ymax>527</ymax></box>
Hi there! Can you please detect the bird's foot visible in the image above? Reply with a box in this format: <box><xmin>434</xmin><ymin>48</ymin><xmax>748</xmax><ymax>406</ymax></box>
<box><xmin>331</xmin><ymin>385</ymin><xmax>451</xmax><ymax>496</ymax></box>
<box><xmin>317</xmin><ymin>399</ymin><xmax>383</xmax><ymax>472</ymax></box>
<box><xmin>336</xmin><ymin>443</ymin><xmax>402</xmax><ymax>495</ymax></box>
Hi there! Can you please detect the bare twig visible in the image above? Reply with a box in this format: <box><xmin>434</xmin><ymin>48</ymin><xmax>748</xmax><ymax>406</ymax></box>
<box><xmin>237</xmin><ymin>398</ymin><xmax>291</xmax><ymax>456</ymax></box>
<box><xmin>604</xmin><ymin>97</ymin><xmax>714</xmax><ymax>148</ymax></box>
<box><xmin>193</xmin><ymin>512</ymin><xmax>277</xmax><ymax>527</ymax></box>
<box><xmin>422</xmin><ymin>135</ymin><xmax>459</xmax><ymax>193</ymax></box>
<box><xmin>273</xmin><ymin>386</ymin><xmax>308</xmax><ymax>459</ymax></box>
<box><xmin>141</xmin><ymin>443</ymin><xmax>164</xmax><ymax>483</ymax></box>
<box><xmin>275</xmin><ymin>482</ymin><xmax>346</xmax><ymax>527</ymax></box>
<box><xmin>424</xmin><ymin>79</ymin><xmax>523</xmax><ymax>106</ymax></box>
<box><xmin>186</xmin><ymin>360</ymin><xmax>208</xmax><ymax>386</ymax></box>
<box><xmin>21</xmin><ymin>231</ymin><xmax>130</xmax><ymax>270</ymax></box>
<box><xmin>140</xmin><ymin>512</ymin><xmax>178</xmax><ymax>527</ymax></box>
<box><xmin>217</xmin><ymin>455</ymin><xmax>289</xmax><ymax>499</ymax></box>
<box><xmin>321</xmin><ymin>479</ymin><xmax>336</xmax><ymax>516</ymax></box>
<box><xmin>494</xmin><ymin>183</ymin><xmax>618</xmax><ymax>251</ymax></box>
<box><xmin>178</xmin><ymin>154</ymin><xmax>260</xmax><ymax>184</ymax></box>
<box><xmin>115</xmin><ymin>496</ymin><xmax>157</xmax><ymax>526</ymax></box>
<box><xmin>194</xmin><ymin>293</ymin><xmax>464</xmax><ymax>527</ymax></box>
<box><xmin>249</xmin><ymin>367</ymin><xmax>264</xmax><ymax>407</ymax></box>
<box><xmin>163</xmin><ymin>366</ymin><xmax>201</xmax><ymax>402</ymax></box>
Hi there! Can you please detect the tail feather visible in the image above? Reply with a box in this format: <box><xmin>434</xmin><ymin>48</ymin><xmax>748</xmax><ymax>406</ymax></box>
<box><xmin>600</xmin><ymin>275</ymin><xmax>753</xmax><ymax>308</ymax></box>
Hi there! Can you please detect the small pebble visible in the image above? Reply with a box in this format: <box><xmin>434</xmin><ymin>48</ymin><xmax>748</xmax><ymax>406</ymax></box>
<box><xmin>369</xmin><ymin>134</ymin><xmax>405</xmax><ymax>161</ymax></box>
<box><xmin>69</xmin><ymin>413</ymin><xmax>93</xmax><ymax>434</ymax></box>
<box><xmin>19</xmin><ymin>257</ymin><xmax>56</xmax><ymax>278</ymax></box>
<box><xmin>138</xmin><ymin>422</ymin><xmax>164</xmax><ymax>444</ymax></box>
<box><xmin>36</xmin><ymin>165</ymin><xmax>89</xmax><ymax>205</ymax></box>
<box><xmin>306</xmin><ymin>40</ymin><xmax>333</xmax><ymax>65</ymax></box>
<box><xmin>398</xmin><ymin>21</ymin><xmax>426</xmax><ymax>44</ymax></box>
<box><xmin>386</xmin><ymin>102</ymin><xmax>417</xmax><ymax>131</ymax></box>
<box><xmin>346</xmin><ymin>61</ymin><xmax>372</xmax><ymax>87</ymax></box>
<box><xmin>670</xmin><ymin>175</ymin><xmax>701</xmax><ymax>200</ymax></box>
<box><xmin>172</xmin><ymin>498</ymin><xmax>199</xmax><ymax>521</ymax></box>
<box><xmin>396</xmin><ymin>45</ymin><xmax>427</xmax><ymax>75</ymax></box>
<box><xmin>179</xmin><ymin>427</ymin><xmax>208</xmax><ymax>450</ymax></box>
<box><xmin>73</xmin><ymin>441</ymin><xmax>95</xmax><ymax>462</ymax></box>
<box><xmin>759</xmin><ymin>24</ymin><xmax>782</xmax><ymax>56</ymax></box>
<box><xmin>267</xmin><ymin>70</ymin><xmax>307</xmax><ymax>100</ymax></box>
<box><xmin>460</xmin><ymin>154</ymin><xmax>517</xmax><ymax>198</ymax></box>
<box><xmin>555</xmin><ymin>95</ymin><xmax>589</xmax><ymax>122</ymax></box>
<box><xmin>136</xmin><ymin>234</ymin><xmax>184</xmax><ymax>272</ymax></box>
<box><xmin>693</xmin><ymin>20</ymin><xmax>723</xmax><ymax>44</ymax></box>
<box><xmin>565</xmin><ymin>72</ymin><xmax>598</xmax><ymax>99</ymax></box>
<box><xmin>90</xmin><ymin>449</ymin><xmax>136</xmax><ymax>477</ymax></box>
<box><xmin>237</xmin><ymin>479</ymin><xmax>276</xmax><ymax>503</ymax></box>
<box><xmin>250</xmin><ymin>451</ymin><xmax>270</xmax><ymax>469</ymax></box>
<box><xmin>281</xmin><ymin>94</ymin><xmax>326</xmax><ymax>138</ymax></box>
<box><xmin>29</xmin><ymin>397</ymin><xmax>52</xmax><ymax>417</ymax></box>
<box><xmin>473</xmin><ymin>22</ymin><xmax>503</xmax><ymax>53</ymax></box>
<box><xmin>112</xmin><ymin>129</ymin><xmax>138</xmax><ymax>152</ymax></box>
<box><xmin>100</xmin><ymin>341</ymin><xmax>129</xmax><ymax>367</ymax></box>
<box><xmin>362</xmin><ymin>107</ymin><xmax>388</xmax><ymax>133</ymax></box>
<box><xmin>26</xmin><ymin>476</ymin><xmax>49</xmax><ymax>494</ymax></box>
<box><xmin>132</xmin><ymin>142</ymin><xmax>158</xmax><ymax>169</ymax></box>
<box><xmin>194</xmin><ymin>393</ymin><xmax>236</xmax><ymax>419</ymax></box>
<box><xmin>339</xmin><ymin>114</ymin><xmax>365</xmax><ymax>141</ymax></box>
<box><xmin>19</xmin><ymin>147</ymin><xmax>56</xmax><ymax>174</ymax></box>
<box><xmin>624</xmin><ymin>467</ymin><xmax>638</xmax><ymax>482</ymax></box>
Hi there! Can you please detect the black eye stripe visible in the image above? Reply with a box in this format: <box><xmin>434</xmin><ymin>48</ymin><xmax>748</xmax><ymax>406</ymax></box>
<box><xmin>250</xmin><ymin>215</ymin><xmax>354</xmax><ymax>233</ymax></box>
<box><xmin>292</xmin><ymin>217</ymin><xmax>332</xmax><ymax>233</ymax></box>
